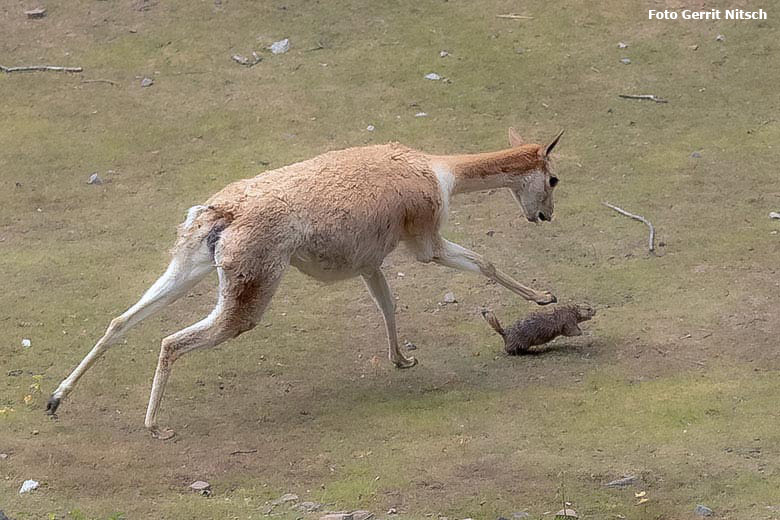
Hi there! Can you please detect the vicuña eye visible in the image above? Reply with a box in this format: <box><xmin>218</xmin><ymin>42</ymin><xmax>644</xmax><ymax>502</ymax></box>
<box><xmin>549</xmin><ymin>177</ymin><xmax>559</xmax><ymax>187</ymax></box>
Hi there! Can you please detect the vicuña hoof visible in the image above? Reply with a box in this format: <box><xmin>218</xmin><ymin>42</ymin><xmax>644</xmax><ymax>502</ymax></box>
<box><xmin>535</xmin><ymin>292</ymin><xmax>557</xmax><ymax>306</ymax></box>
<box><xmin>394</xmin><ymin>356</ymin><xmax>418</xmax><ymax>369</ymax></box>
<box><xmin>149</xmin><ymin>426</ymin><xmax>176</xmax><ymax>440</ymax></box>
<box><xmin>45</xmin><ymin>396</ymin><xmax>61</xmax><ymax>416</ymax></box>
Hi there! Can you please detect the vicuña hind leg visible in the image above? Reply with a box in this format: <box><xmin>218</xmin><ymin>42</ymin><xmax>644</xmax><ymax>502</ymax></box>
<box><xmin>362</xmin><ymin>268</ymin><xmax>417</xmax><ymax>369</ymax></box>
<box><xmin>145</xmin><ymin>267</ymin><xmax>282</xmax><ymax>439</ymax></box>
<box><xmin>47</xmin><ymin>252</ymin><xmax>214</xmax><ymax>415</ymax></box>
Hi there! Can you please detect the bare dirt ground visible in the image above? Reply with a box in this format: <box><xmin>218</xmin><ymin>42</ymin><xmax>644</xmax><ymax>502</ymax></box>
<box><xmin>2</xmin><ymin>0</ymin><xmax>780</xmax><ymax>518</ymax></box>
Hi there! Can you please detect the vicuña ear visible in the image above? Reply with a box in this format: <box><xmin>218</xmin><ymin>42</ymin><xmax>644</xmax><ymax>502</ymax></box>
<box><xmin>544</xmin><ymin>129</ymin><xmax>565</xmax><ymax>157</ymax></box>
<box><xmin>508</xmin><ymin>127</ymin><xmax>525</xmax><ymax>147</ymax></box>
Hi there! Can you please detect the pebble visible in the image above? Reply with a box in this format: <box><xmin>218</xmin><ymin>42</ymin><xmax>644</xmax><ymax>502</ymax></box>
<box><xmin>270</xmin><ymin>38</ymin><xmax>290</xmax><ymax>54</ymax></box>
<box><xmin>25</xmin><ymin>7</ymin><xmax>46</xmax><ymax>18</ymax></box>
<box><xmin>366</xmin><ymin>125</ymin><xmax>375</xmax><ymax>131</ymax></box>
<box><xmin>297</xmin><ymin>502</ymin><xmax>323</xmax><ymax>512</ymax></box>
<box><xmin>769</xmin><ymin>212</ymin><xmax>780</xmax><ymax>220</ymax></box>
<box><xmin>87</xmin><ymin>173</ymin><xmax>102</xmax><ymax>185</ymax></box>
<box><xmin>439</xmin><ymin>50</ymin><xmax>449</xmax><ymax>57</ymax></box>
<box><xmin>404</xmin><ymin>340</ymin><xmax>417</xmax><ymax>351</ymax></box>
<box><xmin>690</xmin><ymin>151</ymin><xmax>702</xmax><ymax>159</ymax></box>
<box><xmin>715</xmin><ymin>34</ymin><xmax>725</xmax><ymax>41</ymax></box>
<box><xmin>617</xmin><ymin>41</ymin><xmax>628</xmax><ymax>48</ymax></box>
<box><xmin>189</xmin><ymin>480</ymin><xmax>211</xmax><ymax>496</ymax></box>
<box><xmin>605</xmin><ymin>475</ymin><xmax>638</xmax><ymax>487</ymax></box>
<box><xmin>424</xmin><ymin>72</ymin><xmax>441</xmax><ymax>80</ymax></box>
<box><xmin>21</xmin><ymin>338</ymin><xmax>31</xmax><ymax>348</ymax></box>
<box><xmin>387</xmin><ymin>508</ymin><xmax>398</xmax><ymax>515</ymax></box>
<box><xmin>0</xmin><ymin>453</ymin><xmax>8</xmax><ymax>460</ymax></box>
<box><xmin>442</xmin><ymin>291</ymin><xmax>457</xmax><ymax>304</ymax></box>
<box><xmin>695</xmin><ymin>505</ymin><xmax>714</xmax><ymax>517</ymax></box>
<box><xmin>620</xmin><ymin>58</ymin><xmax>631</xmax><ymax>64</ymax></box>
<box><xmin>19</xmin><ymin>479</ymin><xmax>39</xmax><ymax>494</ymax></box>
<box><xmin>415</xmin><ymin>112</ymin><xmax>428</xmax><ymax>117</ymax></box>
<box><xmin>272</xmin><ymin>493</ymin><xmax>299</xmax><ymax>505</ymax></box>
<box><xmin>320</xmin><ymin>514</ymin><xmax>353</xmax><ymax>520</ymax></box>
<box><xmin>140</xmin><ymin>77</ymin><xmax>154</xmax><ymax>87</ymax></box>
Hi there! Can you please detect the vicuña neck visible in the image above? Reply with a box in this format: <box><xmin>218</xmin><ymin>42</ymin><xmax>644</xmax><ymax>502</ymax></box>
<box><xmin>431</xmin><ymin>146</ymin><xmax>543</xmax><ymax>195</ymax></box>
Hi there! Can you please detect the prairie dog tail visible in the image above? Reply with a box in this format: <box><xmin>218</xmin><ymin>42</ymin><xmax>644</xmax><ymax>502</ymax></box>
<box><xmin>481</xmin><ymin>309</ymin><xmax>505</xmax><ymax>337</ymax></box>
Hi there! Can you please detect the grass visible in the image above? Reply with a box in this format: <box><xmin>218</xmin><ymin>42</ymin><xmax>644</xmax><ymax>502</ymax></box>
<box><xmin>2</xmin><ymin>0</ymin><xmax>780</xmax><ymax>518</ymax></box>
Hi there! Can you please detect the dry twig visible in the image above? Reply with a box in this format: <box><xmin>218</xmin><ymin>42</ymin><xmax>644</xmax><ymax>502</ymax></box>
<box><xmin>229</xmin><ymin>448</ymin><xmax>258</xmax><ymax>455</ymax></box>
<box><xmin>603</xmin><ymin>202</ymin><xmax>656</xmax><ymax>253</ymax></box>
<box><xmin>81</xmin><ymin>79</ymin><xmax>117</xmax><ymax>86</ymax></box>
<box><xmin>618</xmin><ymin>94</ymin><xmax>668</xmax><ymax>103</ymax></box>
<box><xmin>496</xmin><ymin>13</ymin><xmax>534</xmax><ymax>19</ymax></box>
<box><xmin>1</xmin><ymin>65</ymin><xmax>82</xmax><ymax>73</ymax></box>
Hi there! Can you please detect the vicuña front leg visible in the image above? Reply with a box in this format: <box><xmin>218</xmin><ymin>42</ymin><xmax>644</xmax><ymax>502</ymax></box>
<box><xmin>432</xmin><ymin>239</ymin><xmax>556</xmax><ymax>305</ymax></box>
<box><xmin>362</xmin><ymin>268</ymin><xmax>417</xmax><ymax>368</ymax></box>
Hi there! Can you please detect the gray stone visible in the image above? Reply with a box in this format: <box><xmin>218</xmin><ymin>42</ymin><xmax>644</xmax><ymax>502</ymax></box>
<box><xmin>25</xmin><ymin>8</ymin><xmax>46</xmax><ymax>18</ymax></box>
<box><xmin>715</xmin><ymin>34</ymin><xmax>725</xmax><ymax>41</ymax></box>
<box><xmin>620</xmin><ymin>58</ymin><xmax>631</xmax><ymax>64</ymax></box>
<box><xmin>270</xmin><ymin>38</ymin><xmax>290</xmax><ymax>54</ymax></box>
<box><xmin>695</xmin><ymin>505</ymin><xmax>713</xmax><ymax>517</ymax></box>
<box><xmin>87</xmin><ymin>173</ymin><xmax>102</xmax><ymax>185</ymax></box>
<box><xmin>189</xmin><ymin>480</ymin><xmax>211</xmax><ymax>495</ymax></box>
<box><xmin>297</xmin><ymin>502</ymin><xmax>323</xmax><ymax>512</ymax></box>
<box><xmin>442</xmin><ymin>292</ymin><xmax>457</xmax><ymax>304</ymax></box>
<box><xmin>605</xmin><ymin>475</ymin><xmax>638</xmax><ymax>487</ymax></box>
<box><xmin>691</xmin><ymin>151</ymin><xmax>702</xmax><ymax>158</ymax></box>
<box><xmin>140</xmin><ymin>77</ymin><xmax>154</xmax><ymax>87</ymax></box>
<box><xmin>424</xmin><ymin>72</ymin><xmax>441</xmax><ymax>81</ymax></box>
<box><xmin>769</xmin><ymin>211</ymin><xmax>780</xmax><ymax>220</ymax></box>
<box><xmin>272</xmin><ymin>493</ymin><xmax>299</xmax><ymax>505</ymax></box>
<box><xmin>617</xmin><ymin>41</ymin><xmax>628</xmax><ymax>48</ymax></box>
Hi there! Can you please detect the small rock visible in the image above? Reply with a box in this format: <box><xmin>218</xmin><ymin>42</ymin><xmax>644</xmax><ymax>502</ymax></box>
<box><xmin>366</xmin><ymin>125</ymin><xmax>375</xmax><ymax>132</ymax></box>
<box><xmin>486</xmin><ymin>230</ymin><xmax>495</xmax><ymax>237</ymax></box>
<box><xmin>87</xmin><ymin>173</ymin><xmax>102</xmax><ymax>185</ymax></box>
<box><xmin>691</xmin><ymin>151</ymin><xmax>702</xmax><ymax>159</ymax></box>
<box><xmin>605</xmin><ymin>475</ymin><xmax>638</xmax><ymax>487</ymax></box>
<box><xmin>270</xmin><ymin>38</ymin><xmax>290</xmax><ymax>54</ymax></box>
<box><xmin>25</xmin><ymin>7</ymin><xmax>46</xmax><ymax>18</ymax></box>
<box><xmin>272</xmin><ymin>493</ymin><xmax>299</xmax><ymax>505</ymax></box>
<box><xmin>352</xmin><ymin>511</ymin><xmax>374</xmax><ymax>520</ymax></box>
<box><xmin>297</xmin><ymin>502</ymin><xmax>323</xmax><ymax>513</ymax></box>
<box><xmin>19</xmin><ymin>479</ymin><xmax>39</xmax><ymax>494</ymax></box>
<box><xmin>320</xmin><ymin>514</ymin><xmax>353</xmax><ymax>520</ymax></box>
<box><xmin>21</xmin><ymin>338</ymin><xmax>31</xmax><ymax>348</ymax></box>
<box><xmin>387</xmin><ymin>508</ymin><xmax>398</xmax><ymax>515</ymax></box>
<box><xmin>439</xmin><ymin>50</ymin><xmax>449</xmax><ymax>57</ymax></box>
<box><xmin>404</xmin><ymin>340</ymin><xmax>417</xmax><ymax>351</ymax></box>
<box><xmin>695</xmin><ymin>504</ymin><xmax>713</xmax><ymax>517</ymax></box>
<box><xmin>32</xmin><ymin>430</ymin><xmax>39</xmax><ymax>435</ymax></box>
<box><xmin>415</xmin><ymin>112</ymin><xmax>428</xmax><ymax>117</ymax></box>
<box><xmin>397</xmin><ymin>272</ymin><xmax>405</xmax><ymax>278</ymax></box>
<box><xmin>769</xmin><ymin>212</ymin><xmax>780</xmax><ymax>220</ymax></box>
<box><xmin>140</xmin><ymin>77</ymin><xmax>153</xmax><ymax>87</ymax></box>
<box><xmin>189</xmin><ymin>480</ymin><xmax>211</xmax><ymax>496</ymax></box>
<box><xmin>555</xmin><ymin>509</ymin><xmax>578</xmax><ymax>519</ymax></box>
<box><xmin>424</xmin><ymin>72</ymin><xmax>441</xmax><ymax>81</ymax></box>
<box><xmin>620</xmin><ymin>58</ymin><xmax>631</xmax><ymax>64</ymax></box>
<box><xmin>442</xmin><ymin>291</ymin><xmax>457</xmax><ymax>304</ymax></box>
<box><xmin>0</xmin><ymin>453</ymin><xmax>8</xmax><ymax>460</ymax></box>
<box><xmin>617</xmin><ymin>41</ymin><xmax>628</xmax><ymax>48</ymax></box>
<box><xmin>715</xmin><ymin>34</ymin><xmax>725</xmax><ymax>42</ymax></box>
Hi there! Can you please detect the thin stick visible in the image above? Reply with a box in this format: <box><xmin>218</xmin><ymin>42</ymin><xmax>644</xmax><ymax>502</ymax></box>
<box><xmin>603</xmin><ymin>202</ymin><xmax>656</xmax><ymax>253</ymax></box>
<box><xmin>618</xmin><ymin>94</ymin><xmax>668</xmax><ymax>104</ymax></box>
<box><xmin>0</xmin><ymin>65</ymin><xmax>83</xmax><ymax>73</ymax></box>
<box><xmin>81</xmin><ymin>79</ymin><xmax>117</xmax><ymax>86</ymax></box>
<box><xmin>496</xmin><ymin>14</ymin><xmax>534</xmax><ymax>19</ymax></box>
<box><xmin>229</xmin><ymin>448</ymin><xmax>258</xmax><ymax>455</ymax></box>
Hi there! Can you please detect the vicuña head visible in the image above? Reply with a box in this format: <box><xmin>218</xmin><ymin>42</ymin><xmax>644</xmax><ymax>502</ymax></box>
<box><xmin>435</xmin><ymin>128</ymin><xmax>564</xmax><ymax>223</ymax></box>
